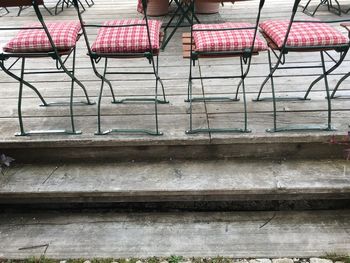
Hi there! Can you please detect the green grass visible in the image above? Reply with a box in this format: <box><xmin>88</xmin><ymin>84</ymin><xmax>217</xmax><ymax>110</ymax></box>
<box><xmin>324</xmin><ymin>253</ymin><xmax>350</xmax><ymax>263</ymax></box>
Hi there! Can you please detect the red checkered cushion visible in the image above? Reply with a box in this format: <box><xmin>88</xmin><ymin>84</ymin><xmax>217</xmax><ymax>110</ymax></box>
<box><xmin>3</xmin><ymin>22</ymin><xmax>81</xmax><ymax>53</ymax></box>
<box><xmin>91</xmin><ymin>19</ymin><xmax>162</xmax><ymax>53</ymax></box>
<box><xmin>193</xmin><ymin>23</ymin><xmax>267</xmax><ymax>52</ymax></box>
<box><xmin>259</xmin><ymin>20</ymin><xmax>349</xmax><ymax>48</ymax></box>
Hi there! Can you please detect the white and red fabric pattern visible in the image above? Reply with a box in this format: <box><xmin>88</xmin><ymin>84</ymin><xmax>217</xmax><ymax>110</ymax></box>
<box><xmin>259</xmin><ymin>20</ymin><xmax>349</xmax><ymax>48</ymax></box>
<box><xmin>91</xmin><ymin>19</ymin><xmax>162</xmax><ymax>53</ymax></box>
<box><xmin>3</xmin><ymin>22</ymin><xmax>81</xmax><ymax>53</ymax></box>
<box><xmin>192</xmin><ymin>22</ymin><xmax>268</xmax><ymax>52</ymax></box>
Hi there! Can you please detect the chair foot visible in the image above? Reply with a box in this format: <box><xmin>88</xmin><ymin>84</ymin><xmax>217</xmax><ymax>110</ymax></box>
<box><xmin>253</xmin><ymin>96</ymin><xmax>311</xmax><ymax>102</ymax></box>
<box><xmin>15</xmin><ymin>129</ymin><xmax>82</xmax><ymax>136</ymax></box>
<box><xmin>111</xmin><ymin>98</ymin><xmax>169</xmax><ymax>104</ymax></box>
<box><xmin>266</xmin><ymin>124</ymin><xmax>336</xmax><ymax>133</ymax></box>
<box><xmin>40</xmin><ymin>101</ymin><xmax>96</xmax><ymax>107</ymax></box>
<box><xmin>186</xmin><ymin>128</ymin><xmax>251</xmax><ymax>134</ymax></box>
<box><xmin>185</xmin><ymin>96</ymin><xmax>240</xmax><ymax>103</ymax></box>
<box><xmin>95</xmin><ymin>129</ymin><xmax>163</xmax><ymax>136</ymax></box>
<box><xmin>329</xmin><ymin>95</ymin><xmax>350</xmax><ymax>100</ymax></box>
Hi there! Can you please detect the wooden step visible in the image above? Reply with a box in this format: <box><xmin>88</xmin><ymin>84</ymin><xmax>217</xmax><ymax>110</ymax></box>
<box><xmin>0</xmin><ymin>209</ymin><xmax>349</xmax><ymax>258</ymax></box>
<box><xmin>1</xmin><ymin>158</ymin><xmax>350</xmax><ymax>204</ymax></box>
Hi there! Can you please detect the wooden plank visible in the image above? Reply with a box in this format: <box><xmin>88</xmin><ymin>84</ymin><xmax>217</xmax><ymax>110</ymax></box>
<box><xmin>0</xmin><ymin>210</ymin><xmax>349</xmax><ymax>258</ymax></box>
<box><xmin>0</xmin><ymin>159</ymin><xmax>350</xmax><ymax>203</ymax></box>
<box><xmin>0</xmin><ymin>0</ymin><xmax>350</xmax><ymax>161</ymax></box>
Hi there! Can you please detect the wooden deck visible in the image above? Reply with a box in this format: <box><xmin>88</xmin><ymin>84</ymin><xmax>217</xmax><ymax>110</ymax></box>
<box><xmin>1</xmin><ymin>0</ymin><xmax>350</xmax><ymax>161</ymax></box>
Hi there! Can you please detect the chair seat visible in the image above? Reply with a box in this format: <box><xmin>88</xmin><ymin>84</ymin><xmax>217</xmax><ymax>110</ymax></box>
<box><xmin>91</xmin><ymin>19</ymin><xmax>162</xmax><ymax>54</ymax></box>
<box><xmin>192</xmin><ymin>22</ymin><xmax>268</xmax><ymax>52</ymax></box>
<box><xmin>3</xmin><ymin>22</ymin><xmax>81</xmax><ymax>53</ymax></box>
<box><xmin>259</xmin><ymin>20</ymin><xmax>349</xmax><ymax>49</ymax></box>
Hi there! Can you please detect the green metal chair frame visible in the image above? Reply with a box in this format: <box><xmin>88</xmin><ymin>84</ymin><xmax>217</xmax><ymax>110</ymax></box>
<box><xmin>55</xmin><ymin>0</ymin><xmax>94</xmax><ymax>15</ymax></box>
<box><xmin>162</xmin><ymin>0</ymin><xmax>201</xmax><ymax>50</ymax></box>
<box><xmin>0</xmin><ymin>7</ymin><xmax>10</xmax><ymax>16</ymax></box>
<box><xmin>186</xmin><ymin>0</ymin><xmax>266</xmax><ymax>134</ymax></box>
<box><xmin>301</xmin><ymin>0</ymin><xmax>341</xmax><ymax>16</ymax></box>
<box><xmin>329</xmin><ymin>24</ymin><xmax>350</xmax><ymax>99</ymax></box>
<box><xmin>254</xmin><ymin>0</ymin><xmax>350</xmax><ymax>132</ymax></box>
<box><xmin>72</xmin><ymin>0</ymin><xmax>169</xmax><ymax>136</ymax></box>
<box><xmin>0</xmin><ymin>0</ymin><xmax>95</xmax><ymax>136</ymax></box>
<box><xmin>17</xmin><ymin>3</ymin><xmax>53</xmax><ymax>16</ymax></box>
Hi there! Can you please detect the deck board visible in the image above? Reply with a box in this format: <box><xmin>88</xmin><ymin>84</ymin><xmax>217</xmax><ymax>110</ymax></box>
<box><xmin>0</xmin><ymin>209</ymin><xmax>349</xmax><ymax>258</ymax></box>
<box><xmin>1</xmin><ymin>0</ymin><xmax>350</xmax><ymax>155</ymax></box>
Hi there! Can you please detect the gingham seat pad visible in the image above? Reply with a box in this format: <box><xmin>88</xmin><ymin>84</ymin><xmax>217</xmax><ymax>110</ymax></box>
<box><xmin>259</xmin><ymin>20</ymin><xmax>349</xmax><ymax>48</ymax></box>
<box><xmin>3</xmin><ymin>22</ymin><xmax>81</xmax><ymax>53</ymax></box>
<box><xmin>91</xmin><ymin>19</ymin><xmax>162</xmax><ymax>53</ymax></box>
<box><xmin>193</xmin><ymin>23</ymin><xmax>268</xmax><ymax>52</ymax></box>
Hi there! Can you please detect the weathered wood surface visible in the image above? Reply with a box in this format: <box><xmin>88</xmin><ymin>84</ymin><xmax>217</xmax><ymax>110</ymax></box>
<box><xmin>1</xmin><ymin>0</ymin><xmax>350</xmax><ymax>159</ymax></box>
<box><xmin>0</xmin><ymin>209</ymin><xmax>349</xmax><ymax>258</ymax></box>
<box><xmin>0</xmin><ymin>159</ymin><xmax>350</xmax><ymax>203</ymax></box>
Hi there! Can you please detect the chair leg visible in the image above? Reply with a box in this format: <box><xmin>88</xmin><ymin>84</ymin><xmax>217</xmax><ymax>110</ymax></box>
<box><xmin>46</xmin><ymin>48</ymin><xmax>95</xmax><ymax>107</ymax></box>
<box><xmin>154</xmin><ymin>62</ymin><xmax>161</xmax><ymax>135</ymax></box>
<box><xmin>329</xmin><ymin>0</ymin><xmax>342</xmax><ymax>15</ymax></box>
<box><xmin>70</xmin><ymin>47</ymin><xmax>95</xmax><ymax>105</ymax></box>
<box><xmin>0</xmin><ymin>60</ymin><xmax>47</xmax><ymax>107</ymax></box>
<box><xmin>266</xmin><ymin>49</ymin><xmax>343</xmax><ymax>132</ymax></box>
<box><xmin>186</xmin><ymin>56</ymin><xmax>251</xmax><ymax>134</ymax></box>
<box><xmin>95</xmin><ymin>69</ymin><xmax>106</xmax><ymax>135</ymax></box>
<box><xmin>16</xmin><ymin>58</ymin><xmax>27</xmax><ymax>136</ymax></box>
<box><xmin>0</xmin><ymin>7</ymin><xmax>10</xmax><ymax>17</ymax></box>
<box><xmin>302</xmin><ymin>0</ymin><xmax>328</xmax><ymax>16</ymax></box>
<box><xmin>330</xmin><ymin>71</ymin><xmax>350</xmax><ymax>99</ymax></box>
<box><xmin>55</xmin><ymin>0</ymin><xmax>62</xmax><ymax>15</ymax></box>
<box><xmin>240</xmin><ymin>57</ymin><xmax>250</xmax><ymax>133</ymax></box>
<box><xmin>156</xmin><ymin>55</ymin><xmax>167</xmax><ymax>103</ymax></box>
<box><xmin>320</xmin><ymin>51</ymin><xmax>334</xmax><ymax>131</ymax></box>
<box><xmin>267</xmin><ymin>55</ymin><xmax>278</xmax><ymax>132</ymax></box>
<box><xmin>161</xmin><ymin>0</ymin><xmax>197</xmax><ymax>50</ymax></box>
<box><xmin>186</xmin><ymin>78</ymin><xmax>194</xmax><ymax>134</ymax></box>
<box><xmin>255</xmin><ymin>50</ymin><xmax>308</xmax><ymax>102</ymax></box>
<box><xmin>68</xmin><ymin>62</ymin><xmax>81</xmax><ymax>134</ymax></box>
<box><xmin>149</xmin><ymin>55</ymin><xmax>169</xmax><ymax>135</ymax></box>
<box><xmin>304</xmin><ymin>50</ymin><xmax>348</xmax><ymax>100</ymax></box>
<box><xmin>254</xmin><ymin>50</ymin><xmax>273</xmax><ymax>101</ymax></box>
<box><xmin>17</xmin><ymin>6</ymin><xmax>23</xmax><ymax>16</ymax></box>
<box><xmin>186</xmin><ymin>53</ymin><xmax>194</xmax><ymax>134</ymax></box>
<box><xmin>84</xmin><ymin>0</ymin><xmax>94</xmax><ymax>7</ymax></box>
<box><xmin>301</xmin><ymin>0</ymin><xmax>313</xmax><ymax>13</ymax></box>
<box><xmin>234</xmin><ymin>79</ymin><xmax>243</xmax><ymax>101</ymax></box>
<box><xmin>94</xmin><ymin>56</ymin><xmax>167</xmax><ymax>136</ymax></box>
<box><xmin>43</xmin><ymin>3</ymin><xmax>53</xmax><ymax>15</ymax></box>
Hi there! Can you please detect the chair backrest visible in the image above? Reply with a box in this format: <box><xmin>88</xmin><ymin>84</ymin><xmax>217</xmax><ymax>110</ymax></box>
<box><xmin>278</xmin><ymin>0</ymin><xmax>302</xmax><ymax>50</ymax></box>
<box><xmin>0</xmin><ymin>0</ymin><xmax>44</xmax><ymax>7</ymax></box>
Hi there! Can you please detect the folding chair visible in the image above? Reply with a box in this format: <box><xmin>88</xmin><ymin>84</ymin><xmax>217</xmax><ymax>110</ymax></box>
<box><xmin>72</xmin><ymin>0</ymin><xmax>168</xmax><ymax>136</ymax></box>
<box><xmin>301</xmin><ymin>0</ymin><xmax>341</xmax><ymax>16</ymax></box>
<box><xmin>185</xmin><ymin>0</ymin><xmax>267</xmax><ymax>134</ymax></box>
<box><xmin>254</xmin><ymin>0</ymin><xmax>350</xmax><ymax>132</ymax></box>
<box><xmin>0</xmin><ymin>0</ymin><xmax>95</xmax><ymax>136</ymax></box>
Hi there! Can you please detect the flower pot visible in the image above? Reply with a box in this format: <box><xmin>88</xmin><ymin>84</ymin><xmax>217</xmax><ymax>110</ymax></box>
<box><xmin>195</xmin><ymin>1</ymin><xmax>220</xmax><ymax>14</ymax></box>
<box><xmin>138</xmin><ymin>0</ymin><xmax>169</xmax><ymax>16</ymax></box>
